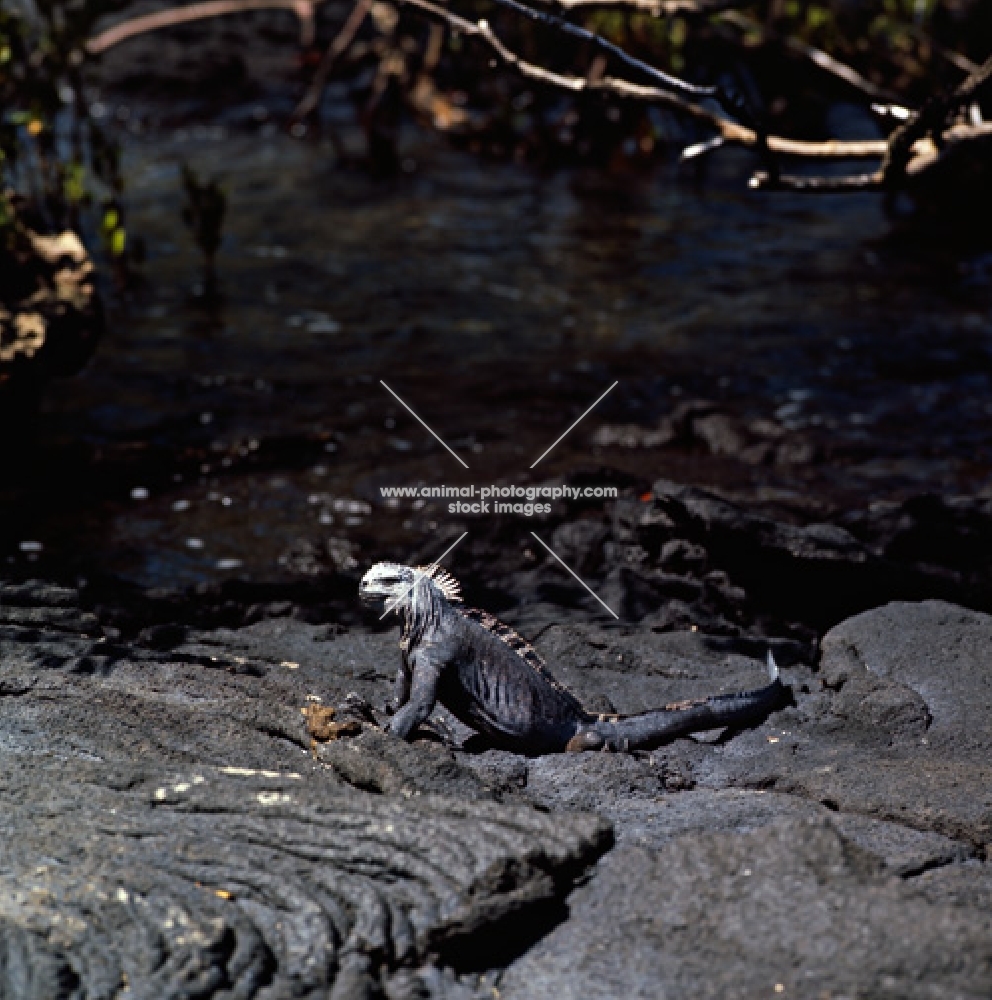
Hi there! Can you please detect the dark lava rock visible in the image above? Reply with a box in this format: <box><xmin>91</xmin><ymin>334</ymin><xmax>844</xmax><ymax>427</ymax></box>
<box><xmin>645</xmin><ymin>480</ymin><xmax>926</xmax><ymax>630</ymax></box>
<box><xmin>484</xmin><ymin>610</ymin><xmax>990</xmax><ymax>995</ymax></box>
<box><xmin>4</xmin><ymin>580</ymin><xmax>992</xmax><ymax>997</ymax></box>
<box><xmin>0</xmin><ymin>755</ymin><xmax>611</xmax><ymax>999</ymax></box>
<box><xmin>0</xmin><ymin>580</ymin><xmax>611</xmax><ymax>997</ymax></box>
<box><xmin>550</xmin><ymin>520</ymin><xmax>609</xmax><ymax>576</ymax></box>
<box><xmin>504</xmin><ymin>477</ymin><xmax>992</xmax><ymax>640</ymax></box>
<box><xmin>841</xmin><ymin>492</ymin><xmax>992</xmax><ymax>613</ymax></box>
<box><xmin>820</xmin><ymin>600</ymin><xmax>992</xmax><ymax>754</ymax></box>
<box><xmin>701</xmin><ymin>601</ymin><xmax>992</xmax><ymax>849</ymax></box>
<box><xmin>591</xmin><ymin>398</ymin><xmax>818</xmax><ymax>467</ymax></box>
<box><xmin>613</xmin><ymin>482</ymin><xmax>992</xmax><ymax>637</ymax></box>
<box><xmin>500</xmin><ymin>818</ymin><xmax>992</xmax><ymax>1000</ymax></box>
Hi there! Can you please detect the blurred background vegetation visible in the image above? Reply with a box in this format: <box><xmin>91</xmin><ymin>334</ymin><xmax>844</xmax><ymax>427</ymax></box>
<box><xmin>1</xmin><ymin>2</ymin><xmax>128</xmax><ymax>247</ymax></box>
<box><xmin>2</xmin><ymin>0</ymin><xmax>990</xmax><ymax>244</ymax></box>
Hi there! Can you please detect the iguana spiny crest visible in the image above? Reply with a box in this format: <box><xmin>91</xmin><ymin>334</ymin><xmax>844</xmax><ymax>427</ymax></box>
<box><xmin>360</xmin><ymin>561</ymin><xmax>462</xmax><ymax>608</ymax></box>
<box><xmin>360</xmin><ymin>561</ymin><xmax>576</xmax><ymax>698</ymax></box>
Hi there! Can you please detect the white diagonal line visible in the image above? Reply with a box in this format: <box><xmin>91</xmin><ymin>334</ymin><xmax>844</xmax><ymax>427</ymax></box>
<box><xmin>379</xmin><ymin>380</ymin><xmax>469</xmax><ymax>469</ymax></box>
<box><xmin>530</xmin><ymin>380</ymin><xmax>618</xmax><ymax>469</ymax></box>
<box><xmin>530</xmin><ymin>531</ymin><xmax>619</xmax><ymax>619</ymax></box>
<box><xmin>380</xmin><ymin>531</ymin><xmax>469</xmax><ymax>619</ymax></box>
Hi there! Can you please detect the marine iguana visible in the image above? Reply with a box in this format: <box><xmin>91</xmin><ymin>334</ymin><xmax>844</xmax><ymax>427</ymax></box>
<box><xmin>359</xmin><ymin>561</ymin><xmax>787</xmax><ymax>754</ymax></box>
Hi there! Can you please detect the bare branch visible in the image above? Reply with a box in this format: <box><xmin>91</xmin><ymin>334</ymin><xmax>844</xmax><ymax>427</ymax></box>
<box><xmin>704</xmin><ymin>35</ymin><xmax>990</xmax><ymax>192</ymax></box>
<box><xmin>752</xmin><ymin>121</ymin><xmax>992</xmax><ymax>193</ymax></box>
<box><xmin>486</xmin><ymin>0</ymin><xmax>719</xmax><ymax>102</ymax></box>
<box><xmin>393</xmin><ymin>0</ymin><xmax>898</xmax><ymax>161</ymax></box>
<box><xmin>293</xmin><ymin>0</ymin><xmax>374</xmax><ymax>120</ymax></box>
<box><xmin>749</xmin><ymin>169</ymin><xmax>882</xmax><ymax>193</ymax></box>
<box><xmin>400</xmin><ymin>0</ymin><xmax>992</xmax><ymax>194</ymax></box>
<box><xmin>883</xmin><ymin>50</ymin><xmax>992</xmax><ymax>184</ymax></box>
<box><xmin>719</xmin><ymin>11</ymin><xmax>905</xmax><ymax>107</ymax></box>
<box><xmin>939</xmin><ymin>48</ymin><xmax>992</xmax><ymax>106</ymax></box>
<box><xmin>903</xmin><ymin>121</ymin><xmax>992</xmax><ymax>176</ymax></box>
<box><xmin>399</xmin><ymin>0</ymin><xmax>585</xmax><ymax>89</ymax></box>
<box><xmin>498</xmin><ymin>0</ymin><xmax>778</xmax><ymax>181</ymax></box>
<box><xmin>86</xmin><ymin>0</ymin><xmax>324</xmax><ymax>55</ymax></box>
<box><xmin>83</xmin><ymin>0</ymin><xmax>991</xmax><ymax>200</ymax></box>
<box><xmin>529</xmin><ymin>0</ymin><xmax>745</xmax><ymax>15</ymax></box>
<box><xmin>392</xmin><ymin>0</ymin><xmax>737</xmax><ymax>130</ymax></box>
<box><xmin>741</xmin><ymin>134</ymin><xmax>886</xmax><ymax>159</ymax></box>
<box><xmin>903</xmin><ymin>24</ymin><xmax>980</xmax><ymax>77</ymax></box>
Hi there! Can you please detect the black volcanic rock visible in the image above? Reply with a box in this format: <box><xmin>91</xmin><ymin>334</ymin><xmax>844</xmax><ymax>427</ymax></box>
<box><xmin>699</xmin><ymin>601</ymin><xmax>992</xmax><ymax>848</ymax></box>
<box><xmin>500</xmin><ymin>818</ymin><xmax>992</xmax><ymax>1000</ymax></box>
<box><xmin>2</xmin><ymin>581</ymin><xmax>992</xmax><ymax>997</ymax></box>
<box><xmin>0</xmin><ymin>581</ymin><xmax>610</xmax><ymax>997</ymax></box>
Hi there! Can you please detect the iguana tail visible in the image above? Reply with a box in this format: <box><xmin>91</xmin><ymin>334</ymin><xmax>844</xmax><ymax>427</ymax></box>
<box><xmin>575</xmin><ymin>652</ymin><xmax>786</xmax><ymax>752</ymax></box>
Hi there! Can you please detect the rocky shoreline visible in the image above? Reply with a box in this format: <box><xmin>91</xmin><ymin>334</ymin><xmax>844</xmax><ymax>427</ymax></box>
<box><xmin>2</xmin><ymin>530</ymin><xmax>991</xmax><ymax>996</ymax></box>
<box><xmin>3</xmin><ymin>8</ymin><xmax>992</xmax><ymax>992</ymax></box>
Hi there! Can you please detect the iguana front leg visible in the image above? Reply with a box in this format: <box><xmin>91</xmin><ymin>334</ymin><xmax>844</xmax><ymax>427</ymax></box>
<box><xmin>388</xmin><ymin>649</ymin><xmax>442</xmax><ymax>740</ymax></box>
<box><xmin>388</xmin><ymin>647</ymin><xmax>411</xmax><ymax>714</ymax></box>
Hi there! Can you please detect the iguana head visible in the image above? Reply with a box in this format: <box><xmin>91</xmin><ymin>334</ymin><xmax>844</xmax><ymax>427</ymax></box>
<box><xmin>359</xmin><ymin>562</ymin><xmax>415</xmax><ymax>609</ymax></box>
<box><xmin>359</xmin><ymin>561</ymin><xmax>462</xmax><ymax>617</ymax></box>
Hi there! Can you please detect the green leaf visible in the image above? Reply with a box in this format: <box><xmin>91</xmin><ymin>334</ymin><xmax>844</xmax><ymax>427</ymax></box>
<box><xmin>63</xmin><ymin>161</ymin><xmax>86</xmax><ymax>204</ymax></box>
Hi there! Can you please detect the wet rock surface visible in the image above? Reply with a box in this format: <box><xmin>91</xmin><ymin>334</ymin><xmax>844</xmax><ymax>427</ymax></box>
<box><xmin>2</xmin><ymin>576</ymin><xmax>992</xmax><ymax>997</ymax></box>
<box><xmin>591</xmin><ymin>398</ymin><xmax>820</xmax><ymax>468</ymax></box>
<box><xmin>484</xmin><ymin>473</ymin><xmax>992</xmax><ymax>647</ymax></box>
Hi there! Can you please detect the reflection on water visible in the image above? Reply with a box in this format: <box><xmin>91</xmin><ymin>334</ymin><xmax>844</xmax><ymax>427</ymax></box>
<box><xmin>5</xmin><ymin>114</ymin><xmax>992</xmax><ymax>589</ymax></box>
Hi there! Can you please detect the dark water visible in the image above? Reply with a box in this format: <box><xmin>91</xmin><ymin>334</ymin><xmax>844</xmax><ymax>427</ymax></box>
<box><xmin>4</xmin><ymin>108</ymin><xmax>992</xmax><ymax>592</ymax></box>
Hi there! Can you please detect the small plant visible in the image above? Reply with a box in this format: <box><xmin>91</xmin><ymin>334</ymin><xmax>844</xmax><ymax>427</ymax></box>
<box><xmin>180</xmin><ymin>163</ymin><xmax>227</xmax><ymax>298</ymax></box>
<box><xmin>1</xmin><ymin>2</ymin><xmax>130</xmax><ymax>233</ymax></box>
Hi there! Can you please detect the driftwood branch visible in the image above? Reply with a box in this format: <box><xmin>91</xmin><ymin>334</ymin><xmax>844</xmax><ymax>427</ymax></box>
<box><xmin>86</xmin><ymin>0</ymin><xmax>324</xmax><ymax>55</ymax></box>
<box><xmin>392</xmin><ymin>0</ymin><xmax>892</xmax><ymax>160</ymax></box>
<box><xmin>83</xmin><ymin>0</ymin><xmax>990</xmax><ymax>197</ymax></box>
<box><xmin>393</xmin><ymin>0</ymin><xmax>991</xmax><ymax>193</ymax></box>
<box><xmin>749</xmin><ymin>122</ymin><xmax>992</xmax><ymax>193</ymax></box>
<box><xmin>395</xmin><ymin>0</ymin><xmax>726</xmax><ymax>122</ymax></box>
<box><xmin>752</xmin><ymin>53</ymin><xmax>992</xmax><ymax>193</ymax></box>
